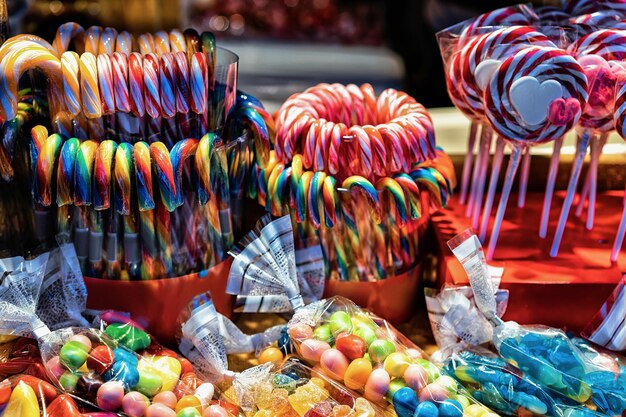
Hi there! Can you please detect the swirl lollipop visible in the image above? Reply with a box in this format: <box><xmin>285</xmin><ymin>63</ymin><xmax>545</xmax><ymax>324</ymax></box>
<box><xmin>483</xmin><ymin>46</ymin><xmax>588</xmax><ymax>260</ymax></box>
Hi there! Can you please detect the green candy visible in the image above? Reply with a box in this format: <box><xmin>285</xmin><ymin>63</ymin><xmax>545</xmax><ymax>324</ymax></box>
<box><xmin>353</xmin><ymin>323</ymin><xmax>377</xmax><ymax>347</ymax></box>
<box><xmin>368</xmin><ymin>339</ymin><xmax>396</xmax><ymax>363</ymax></box>
<box><xmin>177</xmin><ymin>407</ymin><xmax>201</xmax><ymax>417</ymax></box>
<box><xmin>416</xmin><ymin>358</ymin><xmax>441</xmax><ymax>382</ymax></box>
<box><xmin>135</xmin><ymin>370</ymin><xmax>163</xmax><ymax>397</ymax></box>
<box><xmin>59</xmin><ymin>341</ymin><xmax>89</xmax><ymax>370</ymax></box>
<box><xmin>329</xmin><ymin>311</ymin><xmax>353</xmax><ymax>335</ymax></box>
<box><xmin>435</xmin><ymin>375</ymin><xmax>458</xmax><ymax>393</ymax></box>
<box><xmin>386</xmin><ymin>378</ymin><xmax>408</xmax><ymax>401</ymax></box>
<box><xmin>105</xmin><ymin>323</ymin><xmax>150</xmax><ymax>352</ymax></box>
<box><xmin>313</xmin><ymin>324</ymin><xmax>334</xmax><ymax>344</ymax></box>
<box><xmin>59</xmin><ymin>373</ymin><xmax>79</xmax><ymax>392</ymax></box>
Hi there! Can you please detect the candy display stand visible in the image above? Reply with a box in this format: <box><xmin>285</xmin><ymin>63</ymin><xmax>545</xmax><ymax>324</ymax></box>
<box><xmin>432</xmin><ymin>191</ymin><xmax>624</xmax><ymax>331</ymax></box>
<box><xmin>83</xmin><ymin>258</ymin><xmax>233</xmax><ymax>347</ymax></box>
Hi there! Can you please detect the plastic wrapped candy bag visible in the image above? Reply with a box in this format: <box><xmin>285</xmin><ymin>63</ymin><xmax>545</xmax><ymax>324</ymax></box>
<box><xmin>224</xmin><ymin>215</ymin><xmax>496</xmax><ymax>417</ymax></box>
<box><xmin>447</xmin><ymin>229</ymin><xmax>626</xmax><ymax>415</ymax></box>
<box><xmin>179</xmin><ymin>295</ymin><xmax>392</xmax><ymax>417</ymax></box>
<box><xmin>0</xmin><ymin>246</ymin><xmax>240</xmax><ymax>417</ymax></box>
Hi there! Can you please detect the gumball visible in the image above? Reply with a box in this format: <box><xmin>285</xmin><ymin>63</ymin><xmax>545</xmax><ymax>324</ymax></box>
<box><xmin>313</xmin><ymin>324</ymin><xmax>333</xmax><ymax>344</ymax></box>
<box><xmin>415</xmin><ymin>401</ymin><xmax>439</xmax><ymax>417</ymax></box>
<box><xmin>194</xmin><ymin>383</ymin><xmax>215</xmax><ymax>407</ymax></box>
<box><xmin>368</xmin><ymin>340</ymin><xmax>395</xmax><ymax>363</ymax></box>
<box><xmin>136</xmin><ymin>370</ymin><xmax>163</xmax><ymax>397</ymax></box>
<box><xmin>404</xmin><ymin>364</ymin><xmax>428</xmax><ymax>391</ymax></box>
<box><xmin>353</xmin><ymin>324</ymin><xmax>376</xmax><ymax>347</ymax></box>
<box><xmin>203</xmin><ymin>405</ymin><xmax>229</xmax><ymax>417</ymax></box>
<box><xmin>289</xmin><ymin>323</ymin><xmax>314</xmax><ymax>341</ymax></box>
<box><xmin>435</xmin><ymin>376</ymin><xmax>458</xmax><ymax>393</ymax></box>
<box><xmin>335</xmin><ymin>334</ymin><xmax>367</xmax><ymax>361</ymax></box>
<box><xmin>59</xmin><ymin>373</ymin><xmax>79</xmax><ymax>392</ymax></box>
<box><xmin>363</xmin><ymin>369</ymin><xmax>390</xmax><ymax>403</ymax></box>
<box><xmin>300</xmin><ymin>339</ymin><xmax>331</xmax><ymax>362</ymax></box>
<box><xmin>88</xmin><ymin>345</ymin><xmax>115</xmax><ymax>374</ymax></box>
<box><xmin>416</xmin><ymin>358</ymin><xmax>441</xmax><ymax>382</ymax></box>
<box><xmin>387</xmin><ymin>378</ymin><xmax>408</xmax><ymax>400</ymax></box>
<box><xmin>114</xmin><ymin>348</ymin><xmax>139</xmax><ymax>367</ymax></box>
<box><xmin>69</xmin><ymin>335</ymin><xmax>93</xmax><ymax>351</ymax></box>
<box><xmin>320</xmin><ymin>349</ymin><xmax>349</xmax><ymax>381</ymax></box>
<box><xmin>153</xmin><ymin>391</ymin><xmax>178</xmax><ymax>409</ymax></box>
<box><xmin>329</xmin><ymin>311</ymin><xmax>353</xmax><ymax>335</ymax></box>
<box><xmin>258</xmin><ymin>347</ymin><xmax>284</xmax><ymax>364</ymax></box>
<box><xmin>123</xmin><ymin>392</ymin><xmax>150</xmax><ymax>417</ymax></box>
<box><xmin>59</xmin><ymin>341</ymin><xmax>89</xmax><ymax>370</ymax></box>
<box><xmin>392</xmin><ymin>387</ymin><xmax>418</xmax><ymax>417</ymax></box>
<box><xmin>97</xmin><ymin>381</ymin><xmax>125</xmax><ymax>411</ymax></box>
<box><xmin>177</xmin><ymin>407</ymin><xmax>201</xmax><ymax>417</ymax></box>
<box><xmin>344</xmin><ymin>358</ymin><xmax>372</xmax><ymax>390</ymax></box>
<box><xmin>419</xmin><ymin>384</ymin><xmax>449</xmax><ymax>403</ymax></box>
<box><xmin>147</xmin><ymin>403</ymin><xmax>177</xmax><ymax>417</ymax></box>
<box><xmin>384</xmin><ymin>352</ymin><xmax>410</xmax><ymax>377</ymax></box>
<box><xmin>175</xmin><ymin>395</ymin><xmax>202</xmax><ymax>413</ymax></box>
<box><xmin>46</xmin><ymin>356</ymin><xmax>65</xmax><ymax>381</ymax></box>
<box><xmin>438</xmin><ymin>399</ymin><xmax>463</xmax><ymax>417</ymax></box>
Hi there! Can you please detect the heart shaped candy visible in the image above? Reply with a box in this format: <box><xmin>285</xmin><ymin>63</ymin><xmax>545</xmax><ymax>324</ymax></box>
<box><xmin>510</xmin><ymin>76</ymin><xmax>563</xmax><ymax>126</ymax></box>
<box><xmin>548</xmin><ymin>98</ymin><xmax>581</xmax><ymax>126</ymax></box>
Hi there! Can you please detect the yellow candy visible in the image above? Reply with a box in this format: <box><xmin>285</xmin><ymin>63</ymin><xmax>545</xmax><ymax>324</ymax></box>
<box><xmin>309</xmin><ymin>378</ymin><xmax>326</xmax><ymax>389</ymax></box>
<box><xmin>175</xmin><ymin>395</ymin><xmax>202</xmax><ymax>413</ymax></box>
<box><xmin>258</xmin><ymin>347</ymin><xmax>284</xmax><ymax>365</ymax></box>
<box><xmin>138</xmin><ymin>356</ymin><xmax>182</xmax><ymax>393</ymax></box>
<box><xmin>383</xmin><ymin>352</ymin><xmax>410</xmax><ymax>377</ymax></box>
<box><xmin>463</xmin><ymin>404</ymin><xmax>487</xmax><ymax>417</ymax></box>
<box><xmin>253</xmin><ymin>411</ymin><xmax>272</xmax><ymax>417</ymax></box>
<box><xmin>4</xmin><ymin>381</ymin><xmax>40</xmax><ymax>417</ymax></box>
<box><xmin>454</xmin><ymin>394</ymin><xmax>471</xmax><ymax>409</ymax></box>
<box><xmin>344</xmin><ymin>358</ymin><xmax>372</xmax><ymax>390</ymax></box>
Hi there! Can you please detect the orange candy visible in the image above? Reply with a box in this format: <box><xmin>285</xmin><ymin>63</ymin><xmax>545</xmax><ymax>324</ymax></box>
<box><xmin>175</xmin><ymin>395</ymin><xmax>202</xmax><ymax>413</ymax></box>
<box><xmin>258</xmin><ymin>347</ymin><xmax>284</xmax><ymax>365</ymax></box>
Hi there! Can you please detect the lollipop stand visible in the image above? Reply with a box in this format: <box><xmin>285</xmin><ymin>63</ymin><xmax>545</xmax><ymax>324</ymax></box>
<box><xmin>432</xmin><ymin>191</ymin><xmax>625</xmax><ymax>331</ymax></box>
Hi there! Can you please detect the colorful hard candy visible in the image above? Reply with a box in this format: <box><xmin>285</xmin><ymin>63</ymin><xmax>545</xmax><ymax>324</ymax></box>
<box><xmin>273</xmin><ymin>374</ymin><xmax>297</xmax><ymax>392</ymax></box>
<box><xmin>69</xmin><ymin>334</ymin><xmax>93</xmax><ymax>351</ymax></box>
<box><xmin>414</xmin><ymin>401</ymin><xmax>439</xmax><ymax>417</ymax></box>
<box><xmin>303</xmin><ymin>400</ymin><xmax>332</xmax><ymax>417</ymax></box>
<box><xmin>0</xmin><ymin>380</ymin><xmax>10</xmax><ymax>407</ymax></box>
<box><xmin>438</xmin><ymin>399</ymin><xmax>463</xmax><ymax>417</ymax></box>
<box><xmin>404</xmin><ymin>364</ymin><xmax>428</xmax><ymax>391</ymax></box>
<box><xmin>13</xmin><ymin>375</ymin><xmax>58</xmax><ymax>403</ymax></box>
<box><xmin>177</xmin><ymin>407</ymin><xmax>201</xmax><ymax>417</ymax></box>
<box><xmin>203</xmin><ymin>405</ymin><xmax>229</xmax><ymax>417</ymax></box>
<box><xmin>363</xmin><ymin>369</ymin><xmax>390</xmax><ymax>403</ymax></box>
<box><xmin>45</xmin><ymin>394</ymin><xmax>82</xmax><ymax>417</ymax></box>
<box><xmin>60</xmin><ymin>341</ymin><xmax>90</xmax><ymax>370</ymax></box>
<box><xmin>344</xmin><ymin>358</ymin><xmax>372</xmax><ymax>390</ymax></box>
<box><xmin>147</xmin><ymin>403</ymin><xmax>177</xmax><ymax>417</ymax></box>
<box><xmin>329</xmin><ymin>312</ymin><xmax>352</xmax><ymax>335</ymax></box>
<box><xmin>153</xmin><ymin>391</ymin><xmax>178</xmax><ymax>409</ymax></box>
<box><xmin>320</xmin><ymin>349</ymin><xmax>349</xmax><ymax>381</ymax></box>
<box><xmin>194</xmin><ymin>383</ymin><xmax>215</xmax><ymax>407</ymax></box>
<box><xmin>258</xmin><ymin>347</ymin><xmax>284</xmax><ymax>364</ymax></box>
<box><xmin>383</xmin><ymin>352</ymin><xmax>410</xmax><ymax>377</ymax></box>
<box><xmin>176</xmin><ymin>395</ymin><xmax>202</xmax><ymax>413</ymax></box>
<box><xmin>335</xmin><ymin>334</ymin><xmax>367</xmax><ymax>361</ymax></box>
<box><xmin>353</xmin><ymin>324</ymin><xmax>377</xmax><ymax>347</ymax></box>
<box><xmin>387</xmin><ymin>378</ymin><xmax>408</xmax><ymax>400</ymax></box>
<box><xmin>105</xmin><ymin>324</ymin><xmax>151</xmax><ymax>352</ymax></box>
<box><xmin>77</xmin><ymin>374</ymin><xmax>104</xmax><ymax>402</ymax></box>
<box><xmin>279</xmin><ymin>327</ymin><xmax>295</xmax><ymax>355</ymax></box>
<box><xmin>114</xmin><ymin>348</ymin><xmax>139</xmax><ymax>367</ymax></box>
<box><xmin>313</xmin><ymin>324</ymin><xmax>333</xmax><ymax>344</ymax></box>
<box><xmin>392</xmin><ymin>387</ymin><xmax>419</xmax><ymax>417</ymax></box>
<box><xmin>105</xmin><ymin>360</ymin><xmax>140</xmax><ymax>389</ymax></box>
<box><xmin>138</xmin><ymin>356</ymin><xmax>181</xmax><ymax>392</ymax></box>
<box><xmin>3</xmin><ymin>381</ymin><xmax>39</xmax><ymax>417</ymax></box>
<box><xmin>463</xmin><ymin>404</ymin><xmax>487</xmax><ymax>417</ymax></box>
<box><xmin>300</xmin><ymin>339</ymin><xmax>331</xmax><ymax>363</ymax></box>
<box><xmin>289</xmin><ymin>323</ymin><xmax>314</xmax><ymax>341</ymax></box>
<box><xmin>419</xmin><ymin>383</ymin><xmax>449</xmax><ymax>403</ymax></box>
<box><xmin>88</xmin><ymin>345</ymin><xmax>115</xmax><ymax>374</ymax></box>
<box><xmin>368</xmin><ymin>340</ymin><xmax>395</xmax><ymax>363</ymax></box>
<box><xmin>47</xmin><ymin>356</ymin><xmax>66</xmax><ymax>380</ymax></box>
<box><xmin>59</xmin><ymin>373</ymin><xmax>79</xmax><ymax>392</ymax></box>
<box><xmin>136</xmin><ymin>369</ymin><xmax>163</xmax><ymax>397</ymax></box>
<box><xmin>97</xmin><ymin>381</ymin><xmax>125</xmax><ymax>411</ymax></box>
<box><xmin>123</xmin><ymin>391</ymin><xmax>150</xmax><ymax>417</ymax></box>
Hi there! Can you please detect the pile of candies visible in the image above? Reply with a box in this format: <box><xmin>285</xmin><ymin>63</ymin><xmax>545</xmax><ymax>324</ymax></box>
<box><xmin>438</xmin><ymin>0</ymin><xmax>626</xmax><ymax>261</ymax></box>
<box><xmin>250</xmin><ymin>83</ymin><xmax>455</xmax><ymax>281</ymax></box>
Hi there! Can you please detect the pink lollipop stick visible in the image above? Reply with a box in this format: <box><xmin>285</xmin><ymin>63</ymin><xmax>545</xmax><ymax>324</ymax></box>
<box><xmin>517</xmin><ymin>147</ymin><xmax>531</xmax><ymax>208</ymax></box>
<box><xmin>486</xmin><ymin>145</ymin><xmax>522</xmax><ymax>261</ymax></box>
<box><xmin>539</xmin><ymin>137</ymin><xmax>564</xmax><ymax>239</ymax></box>
<box><xmin>612</xmin><ymin>181</ymin><xmax>626</xmax><ymax>263</ymax></box>
<box><xmin>585</xmin><ymin>133</ymin><xmax>608</xmax><ymax>230</ymax></box>
<box><xmin>459</xmin><ymin>121</ymin><xmax>478</xmax><ymax>205</ymax></box>
<box><xmin>479</xmin><ymin>137</ymin><xmax>505</xmax><ymax>242</ymax></box>
<box><xmin>575</xmin><ymin>161</ymin><xmax>591</xmax><ymax>218</ymax></box>
<box><xmin>550</xmin><ymin>132</ymin><xmax>591</xmax><ymax>257</ymax></box>
<box><xmin>471</xmin><ymin>126</ymin><xmax>492</xmax><ymax>229</ymax></box>
<box><xmin>466</xmin><ymin>123</ymin><xmax>489</xmax><ymax>217</ymax></box>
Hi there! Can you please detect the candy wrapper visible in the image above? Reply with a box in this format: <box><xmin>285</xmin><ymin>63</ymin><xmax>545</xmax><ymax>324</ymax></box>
<box><xmin>447</xmin><ymin>229</ymin><xmax>626</xmax><ymax>415</ymax></box>
<box><xmin>224</xmin><ymin>216</ymin><xmax>495</xmax><ymax>417</ymax></box>
<box><xmin>179</xmin><ymin>296</ymin><xmax>393</xmax><ymax>417</ymax></box>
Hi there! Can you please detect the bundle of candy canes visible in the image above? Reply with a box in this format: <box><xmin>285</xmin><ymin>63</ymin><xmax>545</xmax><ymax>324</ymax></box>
<box><xmin>438</xmin><ymin>1</ymin><xmax>626</xmax><ymax>261</ymax></box>
<box><xmin>249</xmin><ymin>83</ymin><xmax>455</xmax><ymax>281</ymax></box>
<box><xmin>0</xmin><ymin>23</ymin><xmax>273</xmax><ymax>279</ymax></box>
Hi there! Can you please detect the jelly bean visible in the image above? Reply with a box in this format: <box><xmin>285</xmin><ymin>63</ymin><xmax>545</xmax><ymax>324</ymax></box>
<box><xmin>177</xmin><ymin>407</ymin><xmax>201</xmax><ymax>417</ymax></box>
<box><xmin>97</xmin><ymin>381</ymin><xmax>125</xmax><ymax>411</ymax></box>
<box><xmin>273</xmin><ymin>374</ymin><xmax>297</xmax><ymax>391</ymax></box>
<box><xmin>289</xmin><ymin>323</ymin><xmax>314</xmax><ymax>341</ymax></box>
<box><xmin>435</xmin><ymin>376</ymin><xmax>458</xmax><ymax>393</ymax></box>
<box><xmin>419</xmin><ymin>383</ymin><xmax>449</xmax><ymax>403</ymax></box>
<box><xmin>59</xmin><ymin>373</ymin><xmax>79</xmax><ymax>392</ymax></box>
<box><xmin>114</xmin><ymin>348</ymin><xmax>139</xmax><ymax>367</ymax></box>
<box><xmin>320</xmin><ymin>349</ymin><xmax>349</xmax><ymax>381</ymax></box>
<box><xmin>329</xmin><ymin>311</ymin><xmax>353</xmax><ymax>335</ymax></box>
<box><xmin>105</xmin><ymin>361</ymin><xmax>140</xmax><ymax>389</ymax></box>
<box><xmin>69</xmin><ymin>334</ymin><xmax>93</xmax><ymax>351</ymax></box>
<box><xmin>136</xmin><ymin>370</ymin><xmax>164</xmax><ymax>397</ymax></box>
<box><xmin>106</xmin><ymin>323</ymin><xmax>151</xmax><ymax>352</ymax></box>
<box><xmin>368</xmin><ymin>340</ymin><xmax>395</xmax><ymax>363</ymax></box>
<box><xmin>78</xmin><ymin>374</ymin><xmax>103</xmax><ymax>402</ymax></box>
<box><xmin>138</xmin><ymin>356</ymin><xmax>181</xmax><ymax>392</ymax></box>
<box><xmin>88</xmin><ymin>345</ymin><xmax>115</xmax><ymax>374</ymax></box>
<box><xmin>46</xmin><ymin>394</ymin><xmax>82</xmax><ymax>417</ymax></box>
<box><xmin>123</xmin><ymin>391</ymin><xmax>150</xmax><ymax>417</ymax></box>
<box><xmin>47</xmin><ymin>356</ymin><xmax>66</xmax><ymax>381</ymax></box>
<box><xmin>415</xmin><ymin>401</ymin><xmax>439</xmax><ymax>417</ymax></box>
<box><xmin>194</xmin><ymin>383</ymin><xmax>215</xmax><ymax>406</ymax></box>
<box><xmin>203</xmin><ymin>405</ymin><xmax>229</xmax><ymax>417</ymax></box>
<box><xmin>344</xmin><ymin>358</ymin><xmax>372</xmax><ymax>390</ymax></box>
<box><xmin>353</xmin><ymin>324</ymin><xmax>377</xmax><ymax>347</ymax></box>
<box><xmin>176</xmin><ymin>395</ymin><xmax>202</xmax><ymax>413</ymax></box>
<box><xmin>3</xmin><ymin>381</ymin><xmax>39</xmax><ymax>417</ymax></box>
<box><xmin>384</xmin><ymin>352</ymin><xmax>410</xmax><ymax>377</ymax></box>
<box><xmin>363</xmin><ymin>368</ymin><xmax>390</xmax><ymax>403</ymax></box>
<box><xmin>392</xmin><ymin>387</ymin><xmax>418</xmax><ymax>417</ymax></box>
<box><xmin>438</xmin><ymin>399</ymin><xmax>463</xmax><ymax>417</ymax></box>
<box><xmin>13</xmin><ymin>375</ymin><xmax>57</xmax><ymax>403</ymax></box>
<box><xmin>153</xmin><ymin>391</ymin><xmax>178</xmax><ymax>409</ymax></box>
<box><xmin>387</xmin><ymin>378</ymin><xmax>408</xmax><ymax>400</ymax></box>
<box><xmin>313</xmin><ymin>324</ymin><xmax>334</xmax><ymax>344</ymax></box>
<box><xmin>60</xmin><ymin>341</ymin><xmax>89</xmax><ymax>370</ymax></box>
<box><xmin>147</xmin><ymin>403</ymin><xmax>177</xmax><ymax>417</ymax></box>
<box><xmin>335</xmin><ymin>334</ymin><xmax>367</xmax><ymax>361</ymax></box>
<box><xmin>404</xmin><ymin>364</ymin><xmax>428</xmax><ymax>391</ymax></box>
<box><xmin>301</xmin><ymin>339</ymin><xmax>331</xmax><ymax>363</ymax></box>
<box><xmin>258</xmin><ymin>347</ymin><xmax>284</xmax><ymax>364</ymax></box>
<box><xmin>0</xmin><ymin>380</ymin><xmax>10</xmax><ymax>407</ymax></box>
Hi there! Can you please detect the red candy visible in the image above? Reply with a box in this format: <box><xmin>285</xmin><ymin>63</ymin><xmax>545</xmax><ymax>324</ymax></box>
<box><xmin>13</xmin><ymin>375</ymin><xmax>58</xmax><ymax>403</ymax></box>
<box><xmin>0</xmin><ymin>379</ymin><xmax>11</xmax><ymax>406</ymax></box>
<box><xmin>46</xmin><ymin>394</ymin><xmax>82</xmax><ymax>417</ymax></box>
<box><xmin>335</xmin><ymin>334</ymin><xmax>366</xmax><ymax>361</ymax></box>
<box><xmin>87</xmin><ymin>345</ymin><xmax>114</xmax><ymax>375</ymax></box>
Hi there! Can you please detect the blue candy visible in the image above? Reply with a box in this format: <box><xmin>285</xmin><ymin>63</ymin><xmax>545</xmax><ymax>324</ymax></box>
<box><xmin>393</xmin><ymin>387</ymin><xmax>418</xmax><ymax>417</ymax></box>
<box><xmin>103</xmin><ymin>360</ymin><xmax>139</xmax><ymax>389</ymax></box>
<box><xmin>113</xmin><ymin>348</ymin><xmax>138</xmax><ymax>366</ymax></box>
<box><xmin>414</xmin><ymin>401</ymin><xmax>439</xmax><ymax>417</ymax></box>
<box><xmin>438</xmin><ymin>400</ymin><xmax>463</xmax><ymax>417</ymax></box>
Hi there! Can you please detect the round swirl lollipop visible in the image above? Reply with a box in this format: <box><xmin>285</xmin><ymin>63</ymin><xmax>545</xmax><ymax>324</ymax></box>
<box><xmin>483</xmin><ymin>45</ymin><xmax>588</xmax><ymax>260</ymax></box>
